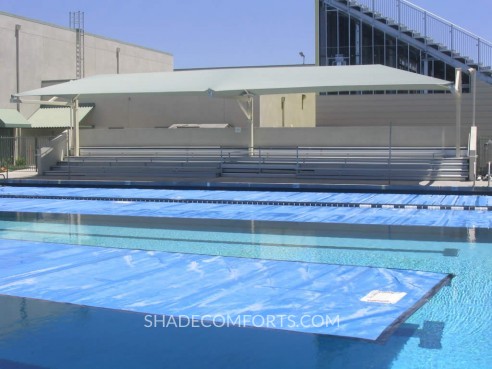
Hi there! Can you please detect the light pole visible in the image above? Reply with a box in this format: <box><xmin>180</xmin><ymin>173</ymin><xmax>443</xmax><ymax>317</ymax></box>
<box><xmin>299</xmin><ymin>51</ymin><xmax>305</xmax><ymax>65</ymax></box>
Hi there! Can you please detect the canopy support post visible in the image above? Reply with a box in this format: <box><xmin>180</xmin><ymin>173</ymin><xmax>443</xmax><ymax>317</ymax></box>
<box><xmin>468</xmin><ymin>68</ymin><xmax>477</xmax><ymax>181</ymax></box>
<box><xmin>71</xmin><ymin>96</ymin><xmax>80</xmax><ymax>157</ymax></box>
<box><xmin>236</xmin><ymin>93</ymin><xmax>254</xmax><ymax>156</ymax></box>
<box><xmin>454</xmin><ymin>68</ymin><xmax>462</xmax><ymax>158</ymax></box>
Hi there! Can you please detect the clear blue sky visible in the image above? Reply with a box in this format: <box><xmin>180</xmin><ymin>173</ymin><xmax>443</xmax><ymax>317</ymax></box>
<box><xmin>1</xmin><ymin>0</ymin><xmax>490</xmax><ymax>69</ymax></box>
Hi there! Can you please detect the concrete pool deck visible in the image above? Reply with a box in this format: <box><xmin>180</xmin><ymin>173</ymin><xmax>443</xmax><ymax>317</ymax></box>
<box><xmin>2</xmin><ymin>169</ymin><xmax>492</xmax><ymax>194</ymax></box>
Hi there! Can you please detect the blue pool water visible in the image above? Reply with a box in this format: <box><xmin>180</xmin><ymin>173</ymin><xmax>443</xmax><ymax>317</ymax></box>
<box><xmin>0</xmin><ymin>187</ymin><xmax>491</xmax><ymax>368</ymax></box>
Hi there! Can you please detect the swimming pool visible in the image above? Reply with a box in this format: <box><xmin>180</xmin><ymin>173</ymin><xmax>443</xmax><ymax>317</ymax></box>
<box><xmin>0</xmin><ymin>186</ymin><xmax>491</xmax><ymax>368</ymax></box>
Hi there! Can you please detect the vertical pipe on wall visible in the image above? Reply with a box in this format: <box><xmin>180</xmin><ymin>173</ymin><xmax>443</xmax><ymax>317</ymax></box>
<box><xmin>116</xmin><ymin>47</ymin><xmax>121</xmax><ymax>74</ymax></box>
<box><xmin>15</xmin><ymin>25</ymin><xmax>21</xmax><ymax>112</ymax></box>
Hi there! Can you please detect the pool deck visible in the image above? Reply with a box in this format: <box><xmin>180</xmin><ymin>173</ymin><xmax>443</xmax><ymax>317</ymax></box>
<box><xmin>2</xmin><ymin>169</ymin><xmax>492</xmax><ymax>194</ymax></box>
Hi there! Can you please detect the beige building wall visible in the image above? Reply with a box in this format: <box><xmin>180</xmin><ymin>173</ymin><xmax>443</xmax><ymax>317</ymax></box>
<box><xmin>81</xmin><ymin>95</ymin><xmax>253</xmax><ymax>129</ymax></box>
<box><xmin>80</xmin><ymin>125</ymin><xmax>456</xmax><ymax>149</ymax></box>
<box><xmin>260</xmin><ymin>93</ymin><xmax>315</xmax><ymax>127</ymax></box>
<box><xmin>316</xmin><ymin>80</ymin><xmax>492</xmax><ymax>146</ymax></box>
<box><xmin>81</xmin><ymin>127</ymin><xmax>250</xmax><ymax>148</ymax></box>
<box><xmin>0</xmin><ymin>11</ymin><xmax>173</xmax><ymax>118</ymax></box>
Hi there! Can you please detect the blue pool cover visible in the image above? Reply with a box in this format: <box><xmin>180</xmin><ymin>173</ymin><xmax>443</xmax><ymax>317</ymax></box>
<box><xmin>1</xmin><ymin>186</ymin><xmax>491</xmax><ymax>229</ymax></box>
<box><xmin>0</xmin><ymin>238</ymin><xmax>451</xmax><ymax>341</ymax></box>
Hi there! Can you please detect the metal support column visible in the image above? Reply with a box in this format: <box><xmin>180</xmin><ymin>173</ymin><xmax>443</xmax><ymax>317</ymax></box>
<box><xmin>236</xmin><ymin>94</ymin><xmax>255</xmax><ymax>156</ymax></box>
<box><xmin>14</xmin><ymin>24</ymin><xmax>21</xmax><ymax>162</ymax></box>
<box><xmin>454</xmin><ymin>68</ymin><xmax>462</xmax><ymax>158</ymax></box>
<box><xmin>72</xmin><ymin>96</ymin><xmax>80</xmax><ymax>157</ymax></box>
<box><xmin>468</xmin><ymin>68</ymin><xmax>477</xmax><ymax>181</ymax></box>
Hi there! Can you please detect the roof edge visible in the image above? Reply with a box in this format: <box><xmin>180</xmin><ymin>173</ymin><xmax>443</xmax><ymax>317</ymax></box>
<box><xmin>0</xmin><ymin>10</ymin><xmax>173</xmax><ymax>57</ymax></box>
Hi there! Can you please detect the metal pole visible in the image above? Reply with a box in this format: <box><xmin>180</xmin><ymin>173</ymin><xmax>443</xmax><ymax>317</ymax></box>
<box><xmin>397</xmin><ymin>0</ymin><xmax>401</xmax><ymax>29</ymax></box>
<box><xmin>455</xmin><ymin>68</ymin><xmax>462</xmax><ymax>158</ymax></box>
<box><xmin>15</xmin><ymin>25</ymin><xmax>21</xmax><ymax>113</ymax></box>
<box><xmin>488</xmin><ymin>162</ymin><xmax>491</xmax><ymax>187</ymax></box>
<box><xmin>469</xmin><ymin>68</ymin><xmax>477</xmax><ymax>181</ymax></box>
<box><xmin>72</xmin><ymin>97</ymin><xmax>80</xmax><ymax>157</ymax></box>
<box><xmin>116</xmin><ymin>47</ymin><xmax>120</xmax><ymax>74</ymax></box>
<box><xmin>388</xmin><ymin>122</ymin><xmax>392</xmax><ymax>184</ymax></box>
<box><xmin>14</xmin><ymin>24</ymin><xmax>21</xmax><ymax>162</ymax></box>
<box><xmin>469</xmin><ymin>68</ymin><xmax>477</xmax><ymax>127</ymax></box>
<box><xmin>249</xmin><ymin>96</ymin><xmax>254</xmax><ymax>156</ymax></box>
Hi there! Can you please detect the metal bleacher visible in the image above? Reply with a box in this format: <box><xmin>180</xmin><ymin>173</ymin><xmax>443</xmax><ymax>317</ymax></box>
<box><xmin>42</xmin><ymin>146</ymin><xmax>469</xmax><ymax>182</ymax></box>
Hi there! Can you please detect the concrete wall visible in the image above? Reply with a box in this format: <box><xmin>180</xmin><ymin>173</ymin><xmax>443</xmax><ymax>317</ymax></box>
<box><xmin>37</xmin><ymin>132</ymin><xmax>68</xmax><ymax>174</ymax></box>
<box><xmin>80</xmin><ymin>125</ymin><xmax>458</xmax><ymax>148</ymax></box>
<box><xmin>80</xmin><ymin>95</ymin><xmax>255</xmax><ymax>129</ymax></box>
<box><xmin>81</xmin><ymin>128</ymin><xmax>250</xmax><ymax>147</ymax></box>
<box><xmin>0</xmin><ymin>11</ymin><xmax>173</xmax><ymax>118</ymax></box>
<box><xmin>260</xmin><ymin>93</ymin><xmax>316</xmax><ymax>127</ymax></box>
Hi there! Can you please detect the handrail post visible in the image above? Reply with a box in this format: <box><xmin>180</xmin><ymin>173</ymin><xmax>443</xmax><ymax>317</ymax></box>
<box><xmin>258</xmin><ymin>147</ymin><xmax>262</xmax><ymax>174</ymax></box>
<box><xmin>397</xmin><ymin>0</ymin><xmax>401</xmax><ymax>28</ymax></box>
<box><xmin>220</xmin><ymin>146</ymin><xmax>223</xmax><ymax>176</ymax></box>
<box><xmin>450</xmin><ymin>24</ymin><xmax>454</xmax><ymax>51</ymax></box>
<box><xmin>423</xmin><ymin>11</ymin><xmax>427</xmax><ymax>46</ymax></box>
<box><xmin>388</xmin><ymin>122</ymin><xmax>393</xmax><ymax>184</ymax></box>
<box><xmin>477</xmin><ymin>38</ymin><xmax>481</xmax><ymax>66</ymax></box>
<box><xmin>296</xmin><ymin>146</ymin><xmax>300</xmax><ymax>175</ymax></box>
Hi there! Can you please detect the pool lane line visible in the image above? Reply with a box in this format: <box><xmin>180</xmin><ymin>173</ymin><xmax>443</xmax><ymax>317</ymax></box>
<box><xmin>0</xmin><ymin>227</ymin><xmax>459</xmax><ymax>257</ymax></box>
<box><xmin>0</xmin><ymin>194</ymin><xmax>490</xmax><ymax>211</ymax></box>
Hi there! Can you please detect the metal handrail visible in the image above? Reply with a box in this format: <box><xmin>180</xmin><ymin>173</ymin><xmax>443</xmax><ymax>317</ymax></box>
<box><xmin>328</xmin><ymin>0</ymin><xmax>492</xmax><ymax>69</ymax></box>
<box><xmin>60</xmin><ymin>145</ymin><xmax>469</xmax><ymax>180</ymax></box>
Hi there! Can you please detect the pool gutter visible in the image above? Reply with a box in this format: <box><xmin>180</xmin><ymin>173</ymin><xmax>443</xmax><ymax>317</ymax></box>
<box><xmin>2</xmin><ymin>177</ymin><xmax>492</xmax><ymax>195</ymax></box>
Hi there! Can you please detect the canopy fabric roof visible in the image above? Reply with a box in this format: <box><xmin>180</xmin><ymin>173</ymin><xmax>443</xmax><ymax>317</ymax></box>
<box><xmin>0</xmin><ymin>109</ymin><xmax>31</xmax><ymax>128</ymax></box>
<box><xmin>28</xmin><ymin>105</ymin><xmax>94</xmax><ymax>128</ymax></box>
<box><xmin>15</xmin><ymin>65</ymin><xmax>453</xmax><ymax>98</ymax></box>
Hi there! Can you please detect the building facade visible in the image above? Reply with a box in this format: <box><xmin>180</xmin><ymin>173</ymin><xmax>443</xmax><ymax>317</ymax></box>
<box><xmin>0</xmin><ymin>11</ymin><xmax>173</xmax><ymax>136</ymax></box>
<box><xmin>314</xmin><ymin>0</ymin><xmax>492</xmax><ymax>171</ymax></box>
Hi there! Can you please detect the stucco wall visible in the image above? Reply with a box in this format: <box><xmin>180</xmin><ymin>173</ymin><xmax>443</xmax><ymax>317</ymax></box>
<box><xmin>0</xmin><ymin>11</ymin><xmax>173</xmax><ymax>118</ymax></box>
<box><xmin>80</xmin><ymin>95</ymin><xmax>255</xmax><ymax>129</ymax></box>
<box><xmin>260</xmin><ymin>93</ymin><xmax>316</xmax><ymax>127</ymax></box>
<box><xmin>316</xmin><ymin>80</ymin><xmax>492</xmax><ymax>146</ymax></box>
<box><xmin>80</xmin><ymin>125</ymin><xmax>460</xmax><ymax>148</ymax></box>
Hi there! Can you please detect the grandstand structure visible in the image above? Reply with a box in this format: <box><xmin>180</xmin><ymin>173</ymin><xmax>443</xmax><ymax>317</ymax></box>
<box><xmin>317</xmin><ymin>0</ymin><xmax>492</xmax><ymax>85</ymax></box>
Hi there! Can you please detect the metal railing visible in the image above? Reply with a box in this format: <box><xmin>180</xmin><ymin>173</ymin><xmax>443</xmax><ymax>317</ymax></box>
<box><xmin>0</xmin><ymin>136</ymin><xmax>54</xmax><ymax>176</ymax></box>
<box><xmin>50</xmin><ymin>145</ymin><xmax>469</xmax><ymax>182</ymax></box>
<box><xmin>330</xmin><ymin>0</ymin><xmax>492</xmax><ymax>69</ymax></box>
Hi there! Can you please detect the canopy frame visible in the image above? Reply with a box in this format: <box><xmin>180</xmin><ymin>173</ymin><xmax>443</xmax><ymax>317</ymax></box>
<box><xmin>13</xmin><ymin>65</ymin><xmax>456</xmax><ymax>157</ymax></box>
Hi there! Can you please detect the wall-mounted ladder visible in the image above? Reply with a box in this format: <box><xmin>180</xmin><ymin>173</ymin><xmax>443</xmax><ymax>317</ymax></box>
<box><xmin>69</xmin><ymin>11</ymin><xmax>85</xmax><ymax>80</ymax></box>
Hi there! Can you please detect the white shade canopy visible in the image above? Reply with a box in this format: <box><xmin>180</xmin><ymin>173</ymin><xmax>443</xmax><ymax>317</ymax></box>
<box><xmin>15</xmin><ymin>65</ymin><xmax>453</xmax><ymax>98</ymax></box>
